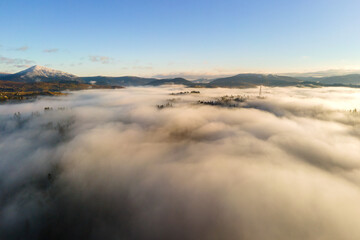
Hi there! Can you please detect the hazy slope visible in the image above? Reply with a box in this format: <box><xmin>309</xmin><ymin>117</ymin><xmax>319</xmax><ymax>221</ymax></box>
<box><xmin>209</xmin><ymin>74</ymin><xmax>302</xmax><ymax>87</ymax></box>
<box><xmin>81</xmin><ymin>76</ymin><xmax>156</xmax><ymax>86</ymax></box>
<box><xmin>192</xmin><ymin>78</ymin><xmax>213</xmax><ymax>84</ymax></box>
<box><xmin>146</xmin><ymin>78</ymin><xmax>197</xmax><ymax>86</ymax></box>
<box><xmin>303</xmin><ymin>74</ymin><xmax>360</xmax><ymax>85</ymax></box>
<box><xmin>0</xmin><ymin>72</ymin><xmax>10</xmax><ymax>77</ymax></box>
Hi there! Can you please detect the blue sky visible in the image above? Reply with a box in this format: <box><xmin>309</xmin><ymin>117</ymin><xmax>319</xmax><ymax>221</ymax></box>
<box><xmin>1</xmin><ymin>0</ymin><xmax>360</xmax><ymax>77</ymax></box>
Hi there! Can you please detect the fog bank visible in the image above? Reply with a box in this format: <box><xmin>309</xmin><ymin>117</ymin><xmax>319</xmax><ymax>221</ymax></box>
<box><xmin>1</xmin><ymin>86</ymin><xmax>360</xmax><ymax>240</ymax></box>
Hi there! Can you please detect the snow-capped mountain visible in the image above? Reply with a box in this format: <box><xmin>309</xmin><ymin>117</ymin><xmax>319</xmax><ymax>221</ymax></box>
<box><xmin>0</xmin><ymin>65</ymin><xmax>81</xmax><ymax>83</ymax></box>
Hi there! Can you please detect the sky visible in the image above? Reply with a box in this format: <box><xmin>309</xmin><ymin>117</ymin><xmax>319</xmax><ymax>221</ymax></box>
<box><xmin>1</xmin><ymin>0</ymin><xmax>360</xmax><ymax>77</ymax></box>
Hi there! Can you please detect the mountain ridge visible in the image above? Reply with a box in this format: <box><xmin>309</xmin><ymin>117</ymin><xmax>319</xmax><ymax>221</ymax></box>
<box><xmin>146</xmin><ymin>78</ymin><xmax>197</xmax><ymax>87</ymax></box>
<box><xmin>208</xmin><ymin>74</ymin><xmax>302</xmax><ymax>87</ymax></box>
<box><xmin>81</xmin><ymin>76</ymin><xmax>157</xmax><ymax>86</ymax></box>
<box><xmin>2</xmin><ymin>66</ymin><xmax>360</xmax><ymax>87</ymax></box>
<box><xmin>301</xmin><ymin>74</ymin><xmax>360</xmax><ymax>85</ymax></box>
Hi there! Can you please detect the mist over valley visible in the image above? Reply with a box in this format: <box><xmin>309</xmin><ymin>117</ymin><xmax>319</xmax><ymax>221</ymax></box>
<box><xmin>1</xmin><ymin>86</ymin><xmax>360</xmax><ymax>239</ymax></box>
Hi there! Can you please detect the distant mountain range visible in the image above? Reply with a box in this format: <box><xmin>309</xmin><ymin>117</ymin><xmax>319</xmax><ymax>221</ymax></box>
<box><xmin>81</xmin><ymin>76</ymin><xmax>157</xmax><ymax>86</ymax></box>
<box><xmin>2</xmin><ymin>65</ymin><xmax>360</xmax><ymax>88</ymax></box>
<box><xmin>208</xmin><ymin>74</ymin><xmax>301</xmax><ymax>87</ymax></box>
<box><xmin>299</xmin><ymin>74</ymin><xmax>360</xmax><ymax>85</ymax></box>
<box><xmin>285</xmin><ymin>69</ymin><xmax>360</xmax><ymax>78</ymax></box>
<box><xmin>146</xmin><ymin>78</ymin><xmax>198</xmax><ymax>87</ymax></box>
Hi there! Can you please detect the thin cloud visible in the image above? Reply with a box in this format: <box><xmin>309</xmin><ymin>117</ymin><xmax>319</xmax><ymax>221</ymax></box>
<box><xmin>132</xmin><ymin>65</ymin><xmax>153</xmax><ymax>70</ymax></box>
<box><xmin>12</xmin><ymin>64</ymin><xmax>32</xmax><ymax>68</ymax></box>
<box><xmin>89</xmin><ymin>55</ymin><xmax>114</xmax><ymax>64</ymax></box>
<box><xmin>43</xmin><ymin>48</ymin><xmax>59</xmax><ymax>53</ymax></box>
<box><xmin>0</xmin><ymin>56</ymin><xmax>34</xmax><ymax>66</ymax></box>
<box><xmin>14</xmin><ymin>45</ymin><xmax>29</xmax><ymax>51</ymax></box>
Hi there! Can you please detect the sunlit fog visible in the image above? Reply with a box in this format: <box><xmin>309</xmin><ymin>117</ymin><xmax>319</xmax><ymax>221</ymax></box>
<box><xmin>2</xmin><ymin>86</ymin><xmax>360</xmax><ymax>239</ymax></box>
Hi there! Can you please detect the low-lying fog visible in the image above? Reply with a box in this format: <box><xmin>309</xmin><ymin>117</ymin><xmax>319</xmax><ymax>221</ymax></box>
<box><xmin>1</xmin><ymin>86</ymin><xmax>360</xmax><ymax>240</ymax></box>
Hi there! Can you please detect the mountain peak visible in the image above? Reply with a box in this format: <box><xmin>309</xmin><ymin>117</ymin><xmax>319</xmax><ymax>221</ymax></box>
<box><xmin>16</xmin><ymin>65</ymin><xmax>76</xmax><ymax>77</ymax></box>
<box><xmin>4</xmin><ymin>65</ymin><xmax>79</xmax><ymax>83</ymax></box>
<box><xmin>18</xmin><ymin>65</ymin><xmax>64</xmax><ymax>74</ymax></box>
<box><xmin>29</xmin><ymin>65</ymin><xmax>46</xmax><ymax>70</ymax></box>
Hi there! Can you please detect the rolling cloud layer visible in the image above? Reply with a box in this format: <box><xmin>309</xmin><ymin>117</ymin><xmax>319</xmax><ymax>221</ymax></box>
<box><xmin>1</xmin><ymin>86</ymin><xmax>360</xmax><ymax>240</ymax></box>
